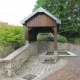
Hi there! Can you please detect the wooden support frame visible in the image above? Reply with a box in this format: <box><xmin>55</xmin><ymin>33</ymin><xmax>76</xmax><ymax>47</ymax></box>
<box><xmin>54</xmin><ymin>26</ymin><xmax>57</xmax><ymax>50</ymax></box>
<box><xmin>52</xmin><ymin>27</ymin><xmax>57</xmax><ymax>50</ymax></box>
<box><xmin>26</xmin><ymin>27</ymin><xmax>29</xmax><ymax>41</ymax></box>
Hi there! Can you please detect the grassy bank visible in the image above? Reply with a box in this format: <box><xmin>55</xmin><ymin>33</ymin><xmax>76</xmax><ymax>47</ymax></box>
<box><xmin>68</xmin><ymin>38</ymin><xmax>80</xmax><ymax>44</ymax></box>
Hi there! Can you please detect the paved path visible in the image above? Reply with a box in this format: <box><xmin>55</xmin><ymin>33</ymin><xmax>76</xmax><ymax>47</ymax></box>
<box><xmin>0</xmin><ymin>44</ymin><xmax>79</xmax><ymax>80</ymax></box>
<box><xmin>0</xmin><ymin>54</ymin><xmax>67</xmax><ymax>80</ymax></box>
<box><xmin>43</xmin><ymin>44</ymin><xmax>80</xmax><ymax>80</ymax></box>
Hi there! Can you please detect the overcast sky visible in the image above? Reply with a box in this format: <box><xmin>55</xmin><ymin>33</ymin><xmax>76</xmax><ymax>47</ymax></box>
<box><xmin>0</xmin><ymin>0</ymin><xmax>36</xmax><ymax>26</ymax></box>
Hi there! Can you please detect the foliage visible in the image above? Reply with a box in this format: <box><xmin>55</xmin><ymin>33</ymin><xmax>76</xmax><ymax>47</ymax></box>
<box><xmin>68</xmin><ymin>38</ymin><xmax>80</xmax><ymax>44</ymax></box>
<box><xmin>37</xmin><ymin>33</ymin><xmax>67</xmax><ymax>43</ymax></box>
<box><xmin>37</xmin><ymin>33</ymin><xmax>54</xmax><ymax>41</ymax></box>
<box><xmin>33</xmin><ymin>0</ymin><xmax>80</xmax><ymax>38</ymax></box>
<box><xmin>57</xmin><ymin>34</ymin><xmax>68</xmax><ymax>43</ymax></box>
<box><xmin>0</xmin><ymin>24</ymin><xmax>25</xmax><ymax>49</ymax></box>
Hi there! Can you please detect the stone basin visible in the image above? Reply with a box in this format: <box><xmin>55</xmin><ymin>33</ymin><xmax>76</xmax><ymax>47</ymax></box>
<box><xmin>46</xmin><ymin>52</ymin><xmax>69</xmax><ymax>55</ymax></box>
<box><xmin>39</xmin><ymin>51</ymin><xmax>77</xmax><ymax>62</ymax></box>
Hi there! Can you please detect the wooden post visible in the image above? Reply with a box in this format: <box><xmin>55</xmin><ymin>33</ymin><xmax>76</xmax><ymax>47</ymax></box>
<box><xmin>54</xmin><ymin>26</ymin><xmax>57</xmax><ymax>50</ymax></box>
<box><xmin>26</xmin><ymin>27</ymin><xmax>29</xmax><ymax>40</ymax></box>
<box><xmin>53</xmin><ymin>26</ymin><xmax>58</xmax><ymax>62</ymax></box>
<box><xmin>25</xmin><ymin>27</ymin><xmax>29</xmax><ymax>45</ymax></box>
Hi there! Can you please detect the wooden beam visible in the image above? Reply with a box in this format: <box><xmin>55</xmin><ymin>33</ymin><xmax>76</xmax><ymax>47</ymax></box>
<box><xmin>26</xmin><ymin>27</ymin><xmax>29</xmax><ymax>41</ymax></box>
<box><xmin>28</xmin><ymin>27</ymin><xmax>31</xmax><ymax>30</ymax></box>
<box><xmin>54</xmin><ymin>26</ymin><xmax>57</xmax><ymax>50</ymax></box>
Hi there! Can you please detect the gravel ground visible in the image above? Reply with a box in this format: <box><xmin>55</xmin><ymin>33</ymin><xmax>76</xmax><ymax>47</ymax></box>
<box><xmin>43</xmin><ymin>44</ymin><xmax>80</xmax><ymax>80</ymax></box>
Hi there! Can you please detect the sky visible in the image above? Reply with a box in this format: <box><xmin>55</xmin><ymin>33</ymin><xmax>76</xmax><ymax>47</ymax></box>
<box><xmin>0</xmin><ymin>0</ymin><xmax>36</xmax><ymax>26</ymax></box>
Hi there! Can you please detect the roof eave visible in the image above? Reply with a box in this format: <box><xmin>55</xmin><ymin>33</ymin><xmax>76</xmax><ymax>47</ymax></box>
<box><xmin>20</xmin><ymin>7</ymin><xmax>61</xmax><ymax>25</ymax></box>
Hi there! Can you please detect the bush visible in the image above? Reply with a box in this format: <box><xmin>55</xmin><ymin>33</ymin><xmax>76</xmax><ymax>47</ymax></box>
<box><xmin>0</xmin><ymin>24</ymin><xmax>25</xmax><ymax>49</ymax></box>
<box><xmin>37</xmin><ymin>33</ymin><xmax>67</xmax><ymax>43</ymax></box>
<box><xmin>57</xmin><ymin>34</ymin><xmax>68</xmax><ymax>43</ymax></box>
<box><xmin>37</xmin><ymin>33</ymin><xmax>54</xmax><ymax>41</ymax></box>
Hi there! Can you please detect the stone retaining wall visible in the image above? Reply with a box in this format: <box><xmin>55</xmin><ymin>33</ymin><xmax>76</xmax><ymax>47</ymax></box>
<box><xmin>0</xmin><ymin>41</ymin><xmax>73</xmax><ymax>77</ymax></box>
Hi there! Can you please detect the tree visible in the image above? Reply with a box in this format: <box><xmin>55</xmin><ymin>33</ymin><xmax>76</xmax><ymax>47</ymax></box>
<box><xmin>33</xmin><ymin>0</ymin><xmax>80</xmax><ymax>38</ymax></box>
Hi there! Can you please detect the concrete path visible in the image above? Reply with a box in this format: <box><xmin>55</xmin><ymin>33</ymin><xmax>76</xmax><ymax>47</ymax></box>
<box><xmin>0</xmin><ymin>54</ymin><xmax>68</xmax><ymax>80</ymax></box>
<box><xmin>43</xmin><ymin>44</ymin><xmax>80</xmax><ymax>80</ymax></box>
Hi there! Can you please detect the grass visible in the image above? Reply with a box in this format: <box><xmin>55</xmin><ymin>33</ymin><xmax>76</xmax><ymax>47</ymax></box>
<box><xmin>68</xmin><ymin>38</ymin><xmax>80</xmax><ymax>44</ymax></box>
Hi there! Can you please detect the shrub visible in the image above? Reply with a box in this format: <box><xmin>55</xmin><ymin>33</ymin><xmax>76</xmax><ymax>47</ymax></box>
<box><xmin>37</xmin><ymin>33</ymin><xmax>54</xmax><ymax>41</ymax></box>
<box><xmin>37</xmin><ymin>33</ymin><xmax>67</xmax><ymax>43</ymax></box>
<box><xmin>57</xmin><ymin>34</ymin><xmax>68</xmax><ymax>43</ymax></box>
<box><xmin>0</xmin><ymin>24</ymin><xmax>25</xmax><ymax>49</ymax></box>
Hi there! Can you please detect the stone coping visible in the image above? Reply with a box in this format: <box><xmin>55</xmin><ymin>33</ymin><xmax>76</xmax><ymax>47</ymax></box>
<box><xmin>39</xmin><ymin>51</ymin><xmax>77</xmax><ymax>58</ymax></box>
<box><xmin>1</xmin><ymin>45</ymin><xmax>28</xmax><ymax>62</ymax></box>
<box><xmin>58</xmin><ymin>51</ymin><xmax>77</xmax><ymax>57</ymax></box>
<box><xmin>0</xmin><ymin>41</ymin><xmax>73</xmax><ymax>63</ymax></box>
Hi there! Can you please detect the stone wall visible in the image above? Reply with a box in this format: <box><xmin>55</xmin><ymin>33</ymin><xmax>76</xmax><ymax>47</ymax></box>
<box><xmin>0</xmin><ymin>41</ymin><xmax>73</xmax><ymax>77</ymax></box>
<box><xmin>36</xmin><ymin>41</ymin><xmax>73</xmax><ymax>53</ymax></box>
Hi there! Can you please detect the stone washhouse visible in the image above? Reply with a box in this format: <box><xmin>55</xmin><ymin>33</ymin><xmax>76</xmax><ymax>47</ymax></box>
<box><xmin>0</xmin><ymin>7</ymin><xmax>77</xmax><ymax>77</ymax></box>
<box><xmin>21</xmin><ymin>7</ymin><xmax>61</xmax><ymax>62</ymax></box>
